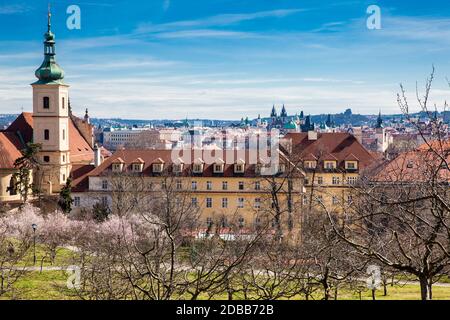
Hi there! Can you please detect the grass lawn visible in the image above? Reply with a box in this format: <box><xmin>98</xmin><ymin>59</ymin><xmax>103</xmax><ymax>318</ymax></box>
<box><xmin>1</xmin><ymin>271</ymin><xmax>449</xmax><ymax>300</ymax></box>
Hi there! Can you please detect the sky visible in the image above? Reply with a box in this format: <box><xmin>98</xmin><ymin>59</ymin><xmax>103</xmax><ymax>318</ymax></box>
<box><xmin>1</xmin><ymin>0</ymin><xmax>450</xmax><ymax>120</ymax></box>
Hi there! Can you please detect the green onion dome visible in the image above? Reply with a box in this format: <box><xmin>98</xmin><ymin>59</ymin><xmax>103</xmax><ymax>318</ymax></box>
<box><xmin>33</xmin><ymin>10</ymin><xmax>65</xmax><ymax>85</ymax></box>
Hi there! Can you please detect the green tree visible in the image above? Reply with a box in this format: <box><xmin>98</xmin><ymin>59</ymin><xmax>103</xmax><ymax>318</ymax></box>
<box><xmin>7</xmin><ymin>143</ymin><xmax>41</xmax><ymax>204</ymax></box>
<box><xmin>58</xmin><ymin>178</ymin><xmax>73</xmax><ymax>213</ymax></box>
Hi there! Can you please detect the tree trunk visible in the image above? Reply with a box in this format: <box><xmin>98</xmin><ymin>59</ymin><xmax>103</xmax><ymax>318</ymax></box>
<box><xmin>419</xmin><ymin>276</ymin><xmax>429</xmax><ymax>301</ymax></box>
<box><xmin>371</xmin><ymin>289</ymin><xmax>376</xmax><ymax>300</ymax></box>
<box><xmin>428</xmin><ymin>279</ymin><xmax>433</xmax><ymax>300</ymax></box>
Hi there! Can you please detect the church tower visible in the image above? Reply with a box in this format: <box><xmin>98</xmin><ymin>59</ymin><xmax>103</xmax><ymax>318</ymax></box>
<box><xmin>32</xmin><ymin>9</ymin><xmax>70</xmax><ymax>194</ymax></box>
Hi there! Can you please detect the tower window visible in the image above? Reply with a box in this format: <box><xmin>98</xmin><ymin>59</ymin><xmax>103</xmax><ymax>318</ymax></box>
<box><xmin>44</xmin><ymin>129</ymin><xmax>50</xmax><ymax>140</ymax></box>
<box><xmin>62</xmin><ymin>97</ymin><xmax>65</xmax><ymax>109</ymax></box>
<box><xmin>43</xmin><ymin>97</ymin><xmax>50</xmax><ymax>109</ymax></box>
<box><xmin>9</xmin><ymin>177</ymin><xmax>17</xmax><ymax>196</ymax></box>
<box><xmin>62</xmin><ymin>129</ymin><xmax>65</xmax><ymax>140</ymax></box>
<box><xmin>43</xmin><ymin>156</ymin><xmax>50</xmax><ymax>163</ymax></box>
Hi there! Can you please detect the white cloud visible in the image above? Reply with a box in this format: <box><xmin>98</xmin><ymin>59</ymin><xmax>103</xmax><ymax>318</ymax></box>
<box><xmin>135</xmin><ymin>9</ymin><xmax>307</xmax><ymax>34</ymax></box>
<box><xmin>0</xmin><ymin>4</ymin><xmax>30</xmax><ymax>15</ymax></box>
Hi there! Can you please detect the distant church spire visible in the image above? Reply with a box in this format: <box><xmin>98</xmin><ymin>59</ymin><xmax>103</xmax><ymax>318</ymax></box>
<box><xmin>270</xmin><ymin>105</ymin><xmax>277</xmax><ymax>118</ymax></box>
<box><xmin>84</xmin><ymin>108</ymin><xmax>90</xmax><ymax>123</ymax></box>
<box><xmin>376</xmin><ymin>110</ymin><xmax>383</xmax><ymax>128</ymax></box>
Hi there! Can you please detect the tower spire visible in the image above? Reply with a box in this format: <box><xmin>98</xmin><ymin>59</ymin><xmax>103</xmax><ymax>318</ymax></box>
<box><xmin>33</xmin><ymin>6</ymin><xmax>65</xmax><ymax>85</ymax></box>
<box><xmin>47</xmin><ymin>3</ymin><xmax>51</xmax><ymax>32</ymax></box>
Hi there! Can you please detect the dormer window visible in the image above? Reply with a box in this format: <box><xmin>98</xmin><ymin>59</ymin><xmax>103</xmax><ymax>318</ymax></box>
<box><xmin>234</xmin><ymin>159</ymin><xmax>245</xmax><ymax>173</ymax></box>
<box><xmin>345</xmin><ymin>161</ymin><xmax>358</xmax><ymax>170</ymax></box>
<box><xmin>153</xmin><ymin>163</ymin><xmax>164</xmax><ymax>173</ymax></box>
<box><xmin>173</xmin><ymin>158</ymin><xmax>184</xmax><ymax>173</ymax></box>
<box><xmin>406</xmin><ymin>160</ymin><xmax>414</xmax><ymax>169</ymax></box>
<box><xmin>131</xmin><ymin>158</ymin><xmax>145</xmax><ymax>172</ymax></box>
<box><xmin>304</xmin><ymin>161</ymin><xmax>317</xmax><ymax>169</ymax></box>
<box><xmin>213</xmin><ymin>159</ymin><xmax>225</xmax><ymax>173</ymax></box>
<box><xmin>152</xmin><ymin>158</ymin><xmax>165</xmax><ymax>173</ymax></box>
<box><xmin>324</xmin><ymin>161</ymin><xmax>337</xmax><ymax>170</ymax></box>
<box><xmin>278</xmin><ymin>163</ymin><xmax>286</xmax><ymax>173</ymax></box>
<box><xmin>112</xmin><ymin>157</ymin><xmax>125</xmax><ymax>172</ymax></box>
<box><xmin>193</xmin><ymin>164</ymin><xmax>203</xmax><ymax>173</ymax></box>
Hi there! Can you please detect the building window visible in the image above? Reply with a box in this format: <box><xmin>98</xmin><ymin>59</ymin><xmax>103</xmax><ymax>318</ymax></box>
<box><xmin>62</xmin><ymin>97</ymin><xmax>65</xmax><ymax>109</ymax></box>
<box><xmin>214</xmin><ymin>164</ymin><xmax>223</xmax><ymax>173</ymax></box>
<box><xmin>254</xmin><ymin>198</ymin><xmax>261</xmax><ymax>209</ymax></box>
<box><xmin>346</xmin><ymin>162</ymin><xmax>356</xmax><ymax>170</ymax></box>
<box><xmin>220</xmin><ymin>216</ymin><xmax>228</xmax><ymax>228</ymax></box>
<box><xmin>62</xmin><ymin>155</ymin><xmax>65</xmax><ymax>163</ymax></box>
<box><xmin>238</xmin><ymin>181</ymin><xmax>244</xmax><ymax>190</ymax></box>
<box><xmin>347</xmin><ymin>195</ymin><xmax>353</xmax><ymax>204</ymax></box>
<box><xmin>255</xmin><ymin>181</ymin><xmax>261</xmax><ymax>190</ymax></box>
<box><xmin>305</xmin><ymin>161</ymin><xmax>316</xmax><ymax>169</ymax></box>
<box><xmin>153</xmin><ymin>163</ymin><xmax>164</xmax><ymax>173</ymax></box>
<box><xmin>325</xmin><ymin>161</ymin><xmax>336</xmax><ymax>170</ymax></box>
<box><xmin>222</xmin><ymin>198</ymin><xmax>228</xmax><ymax>208</ymax></box>
<box><xmin>173</xmin><ymin>164</ymin><xmax>183</xmax><ymax>173</ymax></box>
<box><xmin>238</xmin><ymin>217</ymin><xmax>245</xmax><ymax>228</ymax></box>
<box><xmin>8</xmin><ymin>177</ymin><xmax>17</xmax><ymax>196</ymax></box>
<box><xmin>74</xmin><ymin>196</ymin><xmax>81</xmax><ymax>207</ymax></box>
<box><xmin>347</xmin><ymin>177</ymin><xmax>357</xmax><ymax>185</ymax></box>
<box><xmin>332</xmin><ymin>176</ymin><xmax>340</xmax><ymax>185</ymax></box>
<box><xmin>193</xmin><ymin>164</ymin><xmax>203</xmax><ymax>173</ymax></box>
<box><xmin>191</xmin><ymin>181</ymin><xmax>197</xmax><ymax>190</ymax></box>
<box><xmin>332</xmin><ymin>196</ymin><xmax>339</xmax><ymax>205</ymax></box>
<box><xmin>43</xmin><ymin>96</ymin><xmax>50</xmax><ymax>109</ymax></box>
<box><xmin>62</xmin><ymin>129</ymin><xmax>65</xmax><ymax>140</ymax></box>
<box><xmin>176</xmin><ymin>180</ymin><xmax>182</xmax><ymax>190</ymax></box>
<box><xmin>302</xmin><ymin>195</ymin><xmax>308</xmax><ymax>205</ymax></box>
<box><xmin>206</xmin><ymin>198</ymin><xmax>213</xmax><ymax>208</ymax></box>
<box><xmin>191</xmin><ymin>197</ymin><xmax>198</xmax><ymax>207</ymax></box>
<box><xmin>102</xmin><ymin>180</ymin><xmax>108</xmax><ymax>190</ymax></box>
<box><xmin>237</xmin><ymin>198</ymin><xmax>244</xmax><ymax>208</ymax></box>
<box><xmin>206</xmin><ymin>181</ymin><xmax>212</xmax><ymax>190</ymax></box>
<box><xmin>317</xmin><ymin>176</ymin><xmax>323</xmax><ymax>185</ymax></box>
<box><xmin>43</xmin><ymin>156</ymin><xmax>50</xmax><ymax>163</ymax></box>
<box><xmin>62</xmin><ymin>174</ymin><xmax>66</xmax><ymax>182</ymax></box>
<box><xmin>234</xmin><ymin>164</ymin><xmax>245</xmax><ymax>173</ymax></box>
<box><xmin>44</xmin><ymin>129</ymin><xmax>50</xmax><ymax>140</ymax></box>
<box><xmin>206</xmin><ymin>217</ymin><xmax>213</xmax><ymax>228</ymax></box>
<box><xmin>101</xmin><ymin>196</ymin><xmax>108</xmax><ymax>207</ymax></box>
<box><xmin>316</xmin><ymin>195</ymin><xmax>323</xmax><ymax>203</ymax></box>
<box><xmin>222</xmin><ymin>181</ymin><xmax>228</xmax><ymax>190</ymax></box>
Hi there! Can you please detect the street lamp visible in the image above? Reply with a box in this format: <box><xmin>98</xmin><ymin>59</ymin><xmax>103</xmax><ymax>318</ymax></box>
<box><xmin>31</xmin><ymin>223</ymin><xmax>37</xmax><ymax>265</ymax></box>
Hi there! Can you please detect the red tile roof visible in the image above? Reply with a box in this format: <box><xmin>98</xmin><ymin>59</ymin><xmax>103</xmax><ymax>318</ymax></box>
<box><xmin>4</xmin><ymin>112</ymin><xmax>94</xmax><ymax>165</ymax></box>
<box><xmin>6</xmin><ymin>112</ymin><xmax>33</xmax><ymax>144</ymax></box>
<box><xmin>284</xmin><ymin>132</ymin><xmax>375</xmax><ymax>171</ymax></box>
<box><xmin>373</xmin><ymin>149</ymin><xmax>450</xmax><ymax>183</ymax></box>
<box><xmin>71</xmin><ymin>148</ymin><xmax>298</xmax><ymax>192</ymax></box>
<box><xmin>0</xmin><ymin>132</ymin><xmax>23</xmax><ymax>169</ymax></box>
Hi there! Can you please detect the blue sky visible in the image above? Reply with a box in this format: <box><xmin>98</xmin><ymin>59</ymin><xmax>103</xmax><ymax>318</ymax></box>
<box><xmin>1</xmin><ymin>0</ymin><xmax>450</xmax><ymax>119</ymax></box>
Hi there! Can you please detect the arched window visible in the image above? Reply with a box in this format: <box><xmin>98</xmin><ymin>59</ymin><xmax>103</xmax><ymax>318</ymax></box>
<box><xmin>44</xmin><ymin>129</ymin><xmax>50</xmax><ymax>140</ymax></box>
<box><xmin>9</xmin><ymin>177</ymin><xmax>17</xmax><ymax>196</ymax></box>
<box><xmin>43</xmin><ymin>97</ymin><xmax>50</xmax><ymax>109</ymax></box>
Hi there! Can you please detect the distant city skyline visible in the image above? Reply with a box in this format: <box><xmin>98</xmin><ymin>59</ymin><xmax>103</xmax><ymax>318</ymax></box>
<box><xmin>1</xmin><ymin>0</ymin><xmax>450</xmax><ymax>119</ymax></box>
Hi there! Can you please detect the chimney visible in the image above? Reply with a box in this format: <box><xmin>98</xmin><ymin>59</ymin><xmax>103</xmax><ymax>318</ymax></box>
<box><xmin>307</xmin><ymin>131</ymin><xmax>318</xmax><ymax>141</ymax></box>
<box><xmin>94</xmin><ymin>143</ymin><xmax>102</xmax><ymax>167</ymax></box>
